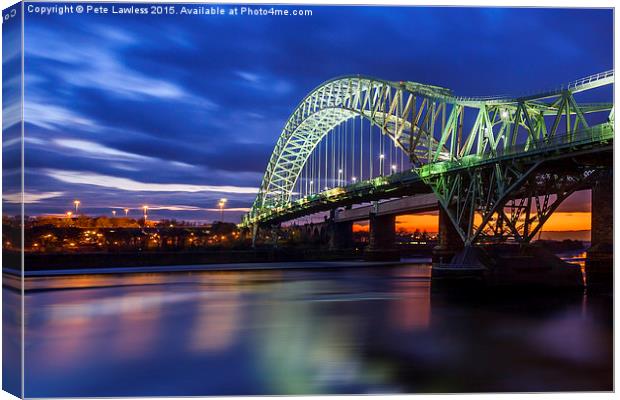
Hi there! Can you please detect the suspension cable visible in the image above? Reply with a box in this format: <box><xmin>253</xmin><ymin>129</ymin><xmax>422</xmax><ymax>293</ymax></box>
<box><xmin>369</xmin><ymin>121</ymin><xmax>373</xmax><ymax>178</ymax></box>
<box><xmin>360</xmin><ymin>116</ymin><xmax>363</xmax><ymax>181</ymax></box>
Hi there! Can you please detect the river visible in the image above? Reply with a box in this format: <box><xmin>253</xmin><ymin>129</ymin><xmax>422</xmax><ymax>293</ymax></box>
<box><xmin>7</xmin><ymin>262</ymin><xmax>612</xmax><ymax>396</ymax></box>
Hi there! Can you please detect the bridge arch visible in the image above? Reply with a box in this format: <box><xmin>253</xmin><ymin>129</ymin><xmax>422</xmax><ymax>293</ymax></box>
<box><xmin>254</xmin><ymin>76</ymin><xmax>455</xmax><ymax>211</ymax></box>
<box><xmin>248</xmin><ymin>71</ymin><xmax>614</xmax><ymax>247</ymax></box>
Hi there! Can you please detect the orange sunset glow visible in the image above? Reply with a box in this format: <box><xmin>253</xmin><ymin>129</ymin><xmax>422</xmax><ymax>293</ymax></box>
<box><xmin>352</xmin><ymin>212</ymin><xmax>592</xmax><ymax>234</ymax></box>
<box><xmin>353</xmin><ymin>214</ymin><xmax>438</xmax><ymax>233</ymax></box>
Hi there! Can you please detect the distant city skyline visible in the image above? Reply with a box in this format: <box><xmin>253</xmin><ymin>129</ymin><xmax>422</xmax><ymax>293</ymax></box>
<box><xmin>3</xmin><ymin>5</ymin><xmax>612</xmax><ymax>228</ymax></box>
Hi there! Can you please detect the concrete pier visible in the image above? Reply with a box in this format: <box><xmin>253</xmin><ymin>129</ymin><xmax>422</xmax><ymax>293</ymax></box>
<box><xmin>328</xmin><ymin>217</ymin><xmax>353</xmax><ymax>250</ymax></box>
<box><xmin>432</xmin><ymin>207</ymin><xmax>463</xmax><ymax>267</ymax></box>
<box><xmin>365</xmin><ymin>211</ymin><xmax>399</xmax><ymax>261</ymax></box>
<box><xmin>270</xmin><ymin>225</ymin><xmax>280</xmax><ymax>248</ymax></box>
<box><xmin>587</xmin><ymin>169</ymin><xmax>613</xmax><ymax>290</ymax></box>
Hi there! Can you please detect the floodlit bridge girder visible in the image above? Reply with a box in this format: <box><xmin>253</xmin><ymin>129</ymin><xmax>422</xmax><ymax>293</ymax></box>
<box><xmin>246</xmin><ymin>71</ymin><xmax>614</xmax><ymax>246</ymax></box>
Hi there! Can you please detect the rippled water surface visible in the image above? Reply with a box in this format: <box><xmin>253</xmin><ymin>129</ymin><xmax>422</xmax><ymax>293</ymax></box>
<box><xmin>14</xmin><ymin>263</ymin><xmax>612</xmax><ymax>397</ymax></box>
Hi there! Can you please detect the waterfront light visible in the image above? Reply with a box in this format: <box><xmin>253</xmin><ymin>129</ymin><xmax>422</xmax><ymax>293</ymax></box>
<box><xmin>142</xmin><ymin>205</ymin><xmax>149</xmax><ymax>223</ymax></box>
<box><xmin>112</xmin><ymin>210</ymin><xmax>117</xmax><ymax>217</ymax></box>
<box><xmin>352</xmin><ymin>176</ymin><xmax>357</xmax><ymax>183</ymax></box>
<box><xmin>124</xmin><ymin>208</ymin><xmax>129</xmax><ymax>216</ymax></box>
<box><xmin>391</xmin><ymin>164</ymin><xmax>397</xmax><ymax>172</ymax></box>
<box><xmin>218</xmin><ymin>198</ymin><xmax>228</xmax><ymax>221</ymax></box>
<box><xmin>66</xmin><ymin>211</ymin><xmax>73</xmax><ymax>218</ymax></box>
<box><xmin>73</xmin><ymin>200</ymin><xmax>80</xmax><ymax>214</ymax></box>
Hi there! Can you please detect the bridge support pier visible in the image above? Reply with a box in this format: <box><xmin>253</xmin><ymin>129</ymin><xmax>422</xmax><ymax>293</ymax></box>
<box><xmin>251</xmin><ymin>224</ymin><xmax>258</xmax><ymax>248</ymax></box>
<box><xmin>328</xmin><ymin>210</ymin><xmax>353</xmax><ymax>250</ymax></box>
<box><xmin>270</xmin><ymin>225</ymin><xmax>280</xmax><ymax>249</ymax></box>
<box><xmin>432</xmin><ymin>207</ymin><xmax>463</xmax><ymax>267</ymax></box>
<box><xmin>365</xmin><ymin>212</ymin><xmax>399</xmax><ymax>261</ymax></box>
<box><xmin>328</xmin><ymin>221</ymin><xmax>353</xmax><ymax>250</ymax></box>
<box><xmin>587</xmin><ymin>169</ymin><xmax>613</xmax><ymax>291</ymax></box>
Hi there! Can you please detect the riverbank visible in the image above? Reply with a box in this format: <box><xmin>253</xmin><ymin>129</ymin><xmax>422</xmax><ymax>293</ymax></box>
<box><xmin>4</xmin><ymin>247</ymin><xmax>433</xmax><ymax>273</ymax></box>
<box><xmin>4</xmin><ymin>259</ymin><xmax>422</xmax><ymax>291</ymax></box>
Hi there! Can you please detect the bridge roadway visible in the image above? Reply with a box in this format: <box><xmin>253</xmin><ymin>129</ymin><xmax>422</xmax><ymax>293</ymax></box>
<box><xmin>334</xmin><ymin>194</ymin><xmax>438</xmax><ymax>223</ymax></box>
<box><xmin>246</xmin><ymin>123</ymin><xmax>613</xmax><ymax>227</ymax></box>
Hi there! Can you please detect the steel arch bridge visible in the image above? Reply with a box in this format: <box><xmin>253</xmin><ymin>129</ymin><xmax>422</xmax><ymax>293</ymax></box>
<box><xmin>244</xmin><ymin>71</ymin><xmax>614</xmax><ymax>246</ymax></box>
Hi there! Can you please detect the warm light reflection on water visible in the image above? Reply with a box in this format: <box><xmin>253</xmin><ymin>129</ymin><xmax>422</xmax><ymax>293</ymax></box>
<box><xmin>559</xmin><ymin>250</ymin><xmax>588</xmax><ymax>284</ymax></box>
<box><xmin>19</xmin><ymin>263</ymin><xmax>612</xmax><ymax>397</ymax></box>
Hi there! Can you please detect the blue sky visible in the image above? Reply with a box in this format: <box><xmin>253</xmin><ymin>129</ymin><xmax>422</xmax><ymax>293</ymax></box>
<box><xmin>4</xmin><ymin>4</ymin><xmax>613</xmax><ymax>222</ymax></box>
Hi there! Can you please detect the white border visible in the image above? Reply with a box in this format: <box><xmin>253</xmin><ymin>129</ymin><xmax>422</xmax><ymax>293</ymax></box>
<box><xmin>0</xmin><ymin>1</ymin><xmax>616</xmax><ymax>400</ymax></box>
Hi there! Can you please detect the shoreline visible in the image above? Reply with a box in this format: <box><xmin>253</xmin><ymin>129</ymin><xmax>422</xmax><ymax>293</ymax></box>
<box><xmin>3</xmin><ymin>247</ymin><xmax>433</xmax><ymax>271</ymax></box>
<box><xmin>3</xmin><ymin>259</ymin><xmax>430</xmax><ymax>292</ymax></box>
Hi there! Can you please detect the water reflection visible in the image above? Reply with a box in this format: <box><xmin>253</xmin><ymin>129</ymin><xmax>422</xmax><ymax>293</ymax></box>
<box><xmin>22</xmin><ymin>264</ymin><xmax>612</xmax><ymax>397</ymax></box>
<box><xmin>190</xmin><ymin>289</ymin><xmax>241</xmax><ymax>353</ymax></box>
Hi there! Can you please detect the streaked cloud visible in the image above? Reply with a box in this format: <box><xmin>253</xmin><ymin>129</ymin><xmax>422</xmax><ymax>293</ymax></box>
<box><xmin>204</xmin><ymin>207</ymin><xmax>251</xmax><ymax>212</ymax></box>
<box><xmin>3</xmin><ymin>191</ymin><xmax>64</xmax><ymax>204</ymax></box>
<box><xmin>45</xmin><ymin>169</ymin><xmax>258</xmax><ymax>194</ymax></box>
<box><xmin>53</xmin><ymin>139</ymin><xmax>155</xmax><ymax>162</ymax></box>
<box><xmin>236</xmin><ymin>71</ymin><xmax>261</xmax><ymax>83</ymax></box>
<box><xmin>26</xmin><ymin>25</ymin><xmax>218</xmax><ymax>108</ymax></box>
<box><xmin>24</xmin><ymin>102</ymin><xmax>99</xmax><ymax>131</ymax></box>
<box><xmin>111</xmin><ymin>204</ymin><xmax>251</xmax><ymax>212</ymax></box>
<box><xmin>234</xmin><ymin>70</ymin><xmax>293</xmax><ymax>94</ymax></box>
<box><xmin>170</xmin><ymin>161</ymin><xmax>196</xmax><ymax>169</ymax></box>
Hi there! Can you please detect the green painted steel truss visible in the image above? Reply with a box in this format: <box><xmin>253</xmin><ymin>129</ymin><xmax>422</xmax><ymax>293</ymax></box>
<box><xmin>247</xmin><ymin>71</ymin><xmax>614</xmax><ymax>244</ymax></box>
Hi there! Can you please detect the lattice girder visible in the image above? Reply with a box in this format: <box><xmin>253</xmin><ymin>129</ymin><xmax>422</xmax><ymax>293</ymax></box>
<box><xmin>424</xmin><ymin>159</ymin><xmax>601</xmax><ymax>246</ymax></box>
<box><xmin>248</xmin><ymin>71</ymin><xmax>613</xmax><ymax>225</ymax></box>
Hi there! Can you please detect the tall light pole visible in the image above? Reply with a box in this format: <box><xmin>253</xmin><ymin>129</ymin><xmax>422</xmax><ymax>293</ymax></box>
<box><xmin>218</xmin><ymin>198</ymin><xmax>227</xmax><ymax>222</ymax></box>
<box><xmin>379</xmin><ymin>154</ymin><xmax>385</xmax><ymax>176</ymax></box>
<box><xmin>73</xmin><ymin>200</ymin><xmax>80</xmax><ymax>214</ymax></box>
<box><xmin>142</xmin><ymin>205</ymin><xmax>148</xmax><ymax>224</ymax></box>
<box><xmin>338</xmin><ymin>168</ymin><xmax>343</xmax><ymax>186</ymax></box>
<box><xmin>112</xmin><ymin>210</ymin><xmax>117</xmax><ymax>217</ymax></box>
<box><xmin>124</xmin><ymin>208</ymin><xmax>129</xmax><ymax>217</ymax></box>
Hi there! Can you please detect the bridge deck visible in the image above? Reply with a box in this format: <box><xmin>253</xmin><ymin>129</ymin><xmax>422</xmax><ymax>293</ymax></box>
<box><xmin>245</xmin><ymin>123</ymin><xmax>613</xmax><ymax>227</ymax></box>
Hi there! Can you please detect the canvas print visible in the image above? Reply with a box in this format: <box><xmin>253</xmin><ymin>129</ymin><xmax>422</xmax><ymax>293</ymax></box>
<box><xmin>2</xmin><ymin>1</ymin><xmax>614</xmax><ymax>398</ymax></box>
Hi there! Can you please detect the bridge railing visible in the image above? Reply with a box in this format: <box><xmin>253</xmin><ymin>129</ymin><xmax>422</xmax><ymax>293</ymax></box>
<box><xmin>420</xmin><ymin>123</ymin><xmax>613</xmax><ymax>177</ymax></box>
<box><xmin>454</xmin><ymin>70</ymin><xmax>614</xmax><ymax>103</ymax></box>
<box><xmin>565</xmin><ymin>70</ymin><xmax>614</xmax><ymax>91</ymax></box>
<box><xmin>485</xmin><ymin>122</ymin><xmax>613</xmax><ymax>160</ymax></box>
